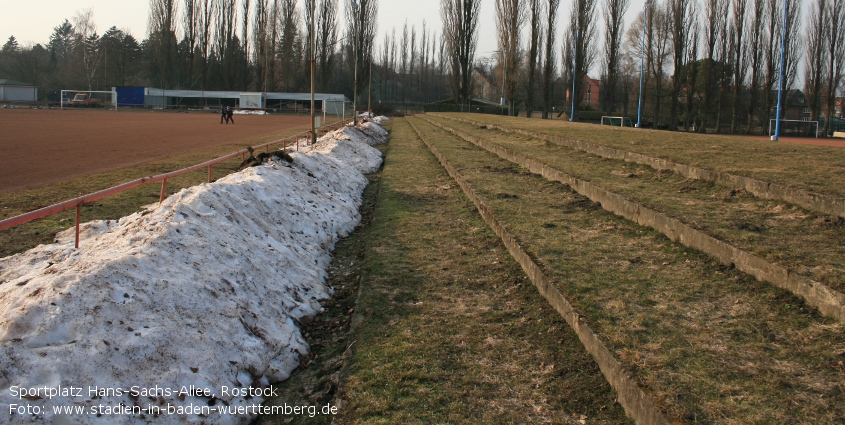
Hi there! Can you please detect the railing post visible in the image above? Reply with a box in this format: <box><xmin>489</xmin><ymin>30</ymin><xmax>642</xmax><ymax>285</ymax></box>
<box><xmin>159</xmin><ymin>179</ymin><xmax>167</xmax><ymax>204</ymax></box>
<box><xmin>75</xmin><ymin>204</ymin><xmax>81</xmax><ymax>249</ymax></box>
<box><xmin>208</xmin><ymin>165</ymin><xmax>213</xmax><ymax>183</ymax></box>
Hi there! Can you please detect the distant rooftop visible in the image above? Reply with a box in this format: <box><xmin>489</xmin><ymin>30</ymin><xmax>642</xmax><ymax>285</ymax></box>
<box><xmin>0</xmin><ymin>79</ymin><xmax>34</xmax><ymax>86</ymax></box>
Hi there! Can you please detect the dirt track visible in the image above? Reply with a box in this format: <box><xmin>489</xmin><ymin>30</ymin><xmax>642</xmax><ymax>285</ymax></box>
<box><xmin>0</xmin><ymin>108</ymin><xmax>312</xmax><ymax>194</ymax></box>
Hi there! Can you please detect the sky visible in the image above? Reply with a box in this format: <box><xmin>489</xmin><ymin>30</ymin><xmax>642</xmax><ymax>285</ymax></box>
<box><xmin>0</xmin><ymin>0</ymin><xmax>643</xmax><ymax>67</ymax></box>
<box><xmin>0</xmin><ymin>1</ymin><xmax>501</xmax><ymax>53</ymax></box>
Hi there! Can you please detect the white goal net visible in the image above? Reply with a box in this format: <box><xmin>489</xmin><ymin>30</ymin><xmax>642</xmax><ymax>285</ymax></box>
<box><xmin>601</xmin><ymin>116</ymin><xmax>633</xmax><ymax>127</ymax></box>
<box><xmin>768</xmin><ymin>119</ymin><xmax>819</xmax><ymax>138</ymax></box>
<box><xmin>61</xmin><ymin>90</ymin><xmax>117</xmax><ymax>110</ymax></box>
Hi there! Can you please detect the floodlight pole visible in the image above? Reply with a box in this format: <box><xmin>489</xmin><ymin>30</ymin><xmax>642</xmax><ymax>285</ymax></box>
<box><xmin>310</xmin><ymin>0</ymin><xmax>317</xmax><ymax>145</ymax></box>
<box><xmin>772</xmin><ymin>0</ymin><xmax>788</xmax><ymax>141</ymax></box>
<box><xmin>570</xmin><ymin>30</ymin><xmax>578</xmax><ymax>122</ymax></box>
<box><xmin>503</xmin><ymin>54</ymin><xmax>507</xmax><ymax>116</ymax></box>
<box><xmin>368</xmin><ymin>35</ymin><xmax>373</xmax><ymax>117</ymax></box>
<box><xmin>637</xmin><ymin>0</ymin><xmax>651</xmax><ymax>128</ymax></box>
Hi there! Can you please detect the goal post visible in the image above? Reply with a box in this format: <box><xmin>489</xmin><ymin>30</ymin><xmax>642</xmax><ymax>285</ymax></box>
<box><xmin>768</xmin><ymin>119</ymin><xmax>819</xmax><ymax>138</ymax></box>
<box><xmin>601</xmin><ymin>116</ymin><xmax>633</xmax><ymax>128</ymax></box>
<box><xmin>61</xmin><ymin>90</ymin><xmax>118</xmax><ymax>111</ymax></box>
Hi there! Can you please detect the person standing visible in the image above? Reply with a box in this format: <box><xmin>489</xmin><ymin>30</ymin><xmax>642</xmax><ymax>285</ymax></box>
<box><xmin>220</xmin><ymin>106</ymin><xmax>228</xmax><ymax>124</ymax></box>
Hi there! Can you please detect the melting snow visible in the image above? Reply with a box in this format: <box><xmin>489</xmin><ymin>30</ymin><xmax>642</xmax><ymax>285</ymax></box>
<box><xmin>0</xmin><ymin>120</ymin><xmax>388</xmax><ymax>424</ymax></box>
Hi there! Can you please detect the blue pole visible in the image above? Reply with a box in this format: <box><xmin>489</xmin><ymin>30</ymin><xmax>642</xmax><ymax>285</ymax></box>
<box><xmin>773</xmin><ymin>0</ymin><xmax>787</xmax><ymax>141</ymax></box>
<box><xmin>571</xmin><ymin>30</ymin><xmax>578</xmax><ymax>122</ymax></box>
<box><xmin>637</xmin><ymin>2</ymin><xmax>649</xmax><ymax>128</ymax></box>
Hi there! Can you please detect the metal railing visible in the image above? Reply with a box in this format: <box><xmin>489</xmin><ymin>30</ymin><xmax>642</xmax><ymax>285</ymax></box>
<box><xmin>0</xmin><ymin>119</ymin><xmax>352</xmax><ymax>249</ymax></box>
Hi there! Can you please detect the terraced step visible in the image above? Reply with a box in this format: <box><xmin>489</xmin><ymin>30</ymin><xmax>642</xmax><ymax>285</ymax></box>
<box><xmin>429</xmin><ymin>113</ymin><xmax>845</xmax><ymax>219</ymax></box>
<box><xmin>420</xmin><ymin>114</ymin><xmax>845</xmax><ymax>322</ymax></box>
<box><xmin>408</xmin><ymin>116</ymin><xmax>845</xmax><ymax>424</ymax></box>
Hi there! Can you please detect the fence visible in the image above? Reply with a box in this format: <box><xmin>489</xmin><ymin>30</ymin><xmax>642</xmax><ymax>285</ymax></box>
<box><xmin>0</xmin><ymin>119</ymin><xmax>351</xmax><ymax>249</ymax></box>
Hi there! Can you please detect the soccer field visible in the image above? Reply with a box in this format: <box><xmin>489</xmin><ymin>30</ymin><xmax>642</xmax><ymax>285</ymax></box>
<box><xmin>0</xmin><ymin>108</ymin><xmax>311</xmax><ymax>194</ymax></box>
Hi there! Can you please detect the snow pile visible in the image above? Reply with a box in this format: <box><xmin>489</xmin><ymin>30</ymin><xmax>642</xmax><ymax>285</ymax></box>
<box><xmin>0</xmin><ymin>123</ymin><xmax>386</xmax><ymax>424</ymax></box>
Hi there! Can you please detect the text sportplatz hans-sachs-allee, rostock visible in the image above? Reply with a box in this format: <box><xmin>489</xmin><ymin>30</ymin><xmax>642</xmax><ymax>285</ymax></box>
<box><xmin>10</xmin><ymin>384</ymin><xmax>278</xmax><ymax>400</ymax></box>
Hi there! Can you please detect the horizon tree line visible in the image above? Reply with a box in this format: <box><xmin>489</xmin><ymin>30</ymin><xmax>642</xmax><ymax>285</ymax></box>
<box><xmin>1</xmin><ymin>0</ymin><xmax>842</xmax><ymax>135</ymax></box>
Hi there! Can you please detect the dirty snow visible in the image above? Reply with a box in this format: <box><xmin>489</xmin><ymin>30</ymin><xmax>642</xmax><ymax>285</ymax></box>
<box><xmin>0</xmin><ymin>121</ymin><xmax>388</xmax><ymax>424</ymax></box>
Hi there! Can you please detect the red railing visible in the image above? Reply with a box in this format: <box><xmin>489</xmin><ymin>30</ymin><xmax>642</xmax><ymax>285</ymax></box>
<box><xmin>0</xmin><ymin>119</ymin><xmax>351</xmax><ymax>248</ymax></box>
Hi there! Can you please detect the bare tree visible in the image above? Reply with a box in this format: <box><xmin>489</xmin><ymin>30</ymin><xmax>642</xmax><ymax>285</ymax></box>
<box><xmin>183</xmin><ymin>0</ymin><xmax>199</xmax><ymax>88</ymax></box>
<box><xmin>745</xmin><ymin>0</ymin><xmax>766</xmax><ymax>132</ymax></box>
<box><xmin>73</xmin><ymin>9</ymin><xmax>101</xmax><ymax>90</ymax></box>
<box><xmin>441</xmin><ymin>0</ymin><xmax>481</xmax><ymax>107</ymax></box>
<box><xmin>699</xmin><ymin>0</ymin><xmax>728</xmax><ymax>132</ymax></box>
<box><xmin>420</xmin><ymin>22</ymin><xmax>429</xmax><ymax>97</ymax></box>
<box><xmin>648</xmin><ymin>1</ymin><xmax>672</xmax><ymax>125</ymax></box>
<box><xmin>400</xmin><ymin>22</ymin><xmax>408</xmax><ymax>100</ymax></box>
<box><xmin>409</xmin><ymin>25</ymin><xmax>417</xmax><ymax>96</ymax></box>
<box><xmin>823</xmin><ymin>0</ymin><xmax>845</xmax><ymax>135</ymax></box>
<box><xmin>197</xmin><ymin>0</ymin><xmax>214</xmax><ymax>92</ymax></box>
<box><xmin>563</xmin><ymin>0</ymin><xmax>597</xmax><ymax>119</ymax></box>
<box><xmin>149</xmin><ymin>0</ymin><xmax>178</xmax><ymax>89</ymax></box>
<box><xmin>728</xmin><ymin>0</ymin><xmax>748</xmax><ymax>133</ymax></box>
<box><xmin>495</xmin><ymin>0</ymin><xmax>525</xmax><ymax>115</ymax></box>
<box><xmin>542</xmin><ymin>0</ymin><xmax>559</xmax><ymax>119</ymax></box>
<box><xmin>669</xmin><ymin>0</ymin><xmax>693</xmax><ymax>130</ymax></box>
<box><xmin>762</xmin><ymin>0</ymin><xmax>780</xmax><ymax>128</ymax></box>
<box><xmin>682</xmin><ymin>11</ymin><xmax>699</xmax><ymax>130</ymax></box>
<box><xmin>389</xmin><ymin>28</ymin><xmax>397</xmax><ymax>100</ymax></box>
<box><xmin>602</xmin><ymin>0</ymin><xmax>630</xmax><ymax>114</ymax></box>
<box><xmin>715</xmin><ymin>1</ymin><xmax>730</xmax><ymax>132</ymax></box>
<box><xmin>316</xmin><ymin>0</ymin><xmax>338</xmax><ymax>91</ymax></box>
<box><xmin>276</xmin><ymin>0</ymin><xmax>300</xmax><ymax>92</ymax></box>
<box><xmin>805</xmin><ymin>0</ymin><xmax>829</xmax><ymax>123</ymax></box>
<box><xmin>240</xmin><ymin>0</ymin><xmax>251</xmax><ymax>89</ymax></box>
<box><xmin>525</xmin><ymin>0</ymin><xmax>543</xmax><ymax>117</ymax></box>
<box><xmin>252</xmin><ymin>0</ymin><xmax>268</xmax><ymax>91</ymax></box>
<box><xmin>782</xmin><ymin>0</ymin><xmax>803</xmax><ymax>111</ymax></box>
<box><xmin>344</xmin><ymin>0</ymin><xmax>377</xmax><ymax>108</ymax></box>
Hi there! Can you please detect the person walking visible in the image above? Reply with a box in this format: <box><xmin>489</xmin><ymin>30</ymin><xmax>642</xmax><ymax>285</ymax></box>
<box><xmin>220</xmin><ymin>106</ymin><xmax>228</xmax><ymax>124</ymax></box>
<box><xmin>226</xmin><ymin>106</ymin><xmax>234</xmax><ymax>124</ymax></box>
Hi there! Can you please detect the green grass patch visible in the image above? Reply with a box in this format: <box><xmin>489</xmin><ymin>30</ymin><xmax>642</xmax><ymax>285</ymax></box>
<box><xmin>0</xmin><ymin>128</ymin><xmax>308</xmax><ymax>257</ymax></box>
<box><xmin>424</xmin><ymin>115</ymin><xmax>845</xmax><ymax>293</ymax></box>
<box><xmin>436</xmin><ymin>113</ymin><xmax>845</xmax><ymax>199</ymax></box>
<box><xmin>409</xmin><ymin>116</ymin><xmax>845</xmax><ymax>424</ymax></box>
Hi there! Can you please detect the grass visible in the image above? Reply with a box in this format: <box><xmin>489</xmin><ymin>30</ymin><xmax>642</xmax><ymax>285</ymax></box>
<box><xmin>424</xmin><ymin>114</ymin><xmax>845</xmax><ymax>293</ymax></box>
<box><xmin>435</xmin><ymin>113</ymin><xmax>845</xmax><ymax>199</ymax></box>
<box><xmin>260</xmin><ymin>118</ymin><xmax>631</xmax><ymax>424</ymax></box>
<box><xmin>409</xmin><ymin>116</ymin><xmax>845</xmax><ymax>424</ymax></box>
<box><xmin>0</xmin><ymin>128</ymin><xmax>309</xmax><ymax>258</ymax></box>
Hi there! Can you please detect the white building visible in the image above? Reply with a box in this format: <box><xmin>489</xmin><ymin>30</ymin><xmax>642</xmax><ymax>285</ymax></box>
<box><xmin>141</xmin><ymin>88</ymin><xmax>348</xmax><ymax>115</ymax></box>
<box><xmin>0</xmin><ymin>79</ymin><xmax>37</xmax><ymax>101</ymax></box>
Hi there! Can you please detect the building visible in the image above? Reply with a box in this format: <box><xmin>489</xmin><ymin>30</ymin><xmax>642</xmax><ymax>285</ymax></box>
<box><xmin>118</xmin><ymin>87</ymin><xmax>348</xmax><ymax>115</ymax></box>
<box><xmin>564</xmin><ymin>75</ymin><xmax>601</xmax><ymax>110</ymax></box>
<box><xmin>0</xmin><ymin>79</ymin><xmax>37</xmax><ymax>101</ymax></box>
<box><xmin>836</xmin><ymin>97</ymin><xmax>844</xmax><ymax>118</ymax></box>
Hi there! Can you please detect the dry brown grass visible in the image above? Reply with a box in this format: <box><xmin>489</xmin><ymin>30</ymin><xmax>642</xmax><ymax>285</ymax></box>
<box><xmin>409</xmin><ymin>116</ymin><xmax>845</xmax><ymax>424</ymax></box>
<box><xmin>424</xmin><ymin>115</ymin><xmax>845</xmax><ymax>293</ymax></box>
<box><xmin>330</xmin><ymin>118</ymin><xmax>630</xmax><ymax>424</ymax></box>
<box><xmin>436</xmin><ymin>113</ymin><xmax>845</xmax><ymax>199</ymax></box>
